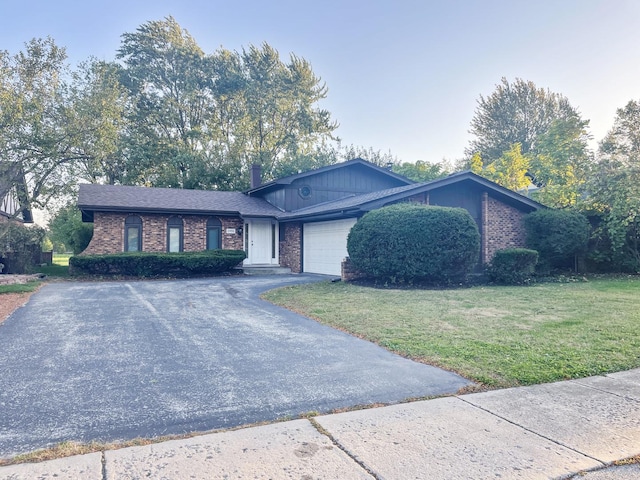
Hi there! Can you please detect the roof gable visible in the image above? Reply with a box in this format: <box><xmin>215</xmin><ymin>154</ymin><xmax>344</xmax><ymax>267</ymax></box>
<box><xmin>246</xmin><ymin>158</ymin><xmax>413</xmax><ymax>195</ymax></box>
<box><xmin>248</xmin><ymin>158</ymin><xmax>414</xmax><ymax>212</ymax></box>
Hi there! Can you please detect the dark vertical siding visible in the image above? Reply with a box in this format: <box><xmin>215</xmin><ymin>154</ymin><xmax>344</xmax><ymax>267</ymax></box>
<box><xmin>280</xmin><ymin>164</ymin><xmax>408</xmax><ymax>211</ymax></box>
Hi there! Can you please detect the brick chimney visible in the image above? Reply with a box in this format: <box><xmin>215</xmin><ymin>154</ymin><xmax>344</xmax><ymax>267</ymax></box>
<box><xmin>250</xmin><ymin>164</ymin><xmax>262</xmax><ymax>189</ymax></box>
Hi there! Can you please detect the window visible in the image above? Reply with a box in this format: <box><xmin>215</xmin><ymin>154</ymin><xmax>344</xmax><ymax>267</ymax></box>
<box><xmin>124</xmin><ymin>215</ymin><xmax>142</xmax><ymax>252</ymax></box>
<box><xmin>298</xmin><ymin>185</ymin><xmax>312</xmax><ymax>199</ymax></box>
<box><xmin>206</xmin><ymin>217</ymin><xmax>222</xmax><ymax>250</ymax></box>
<box><xmin>167</xmin><ymin>216</ymin><xmax>183</xmax><ymax>252</ymax></box>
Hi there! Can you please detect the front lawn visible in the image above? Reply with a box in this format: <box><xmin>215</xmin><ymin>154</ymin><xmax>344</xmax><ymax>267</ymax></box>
<box><xmin>0</xmin><ymin>281</ymin><xmax>41</xmax><ymax>295</ymax></box>
<box><xmin>263</xmin><ymin>277</ymin><xmax>640</xmax><ymax>388</ymax></box>
<box><xmin>35</xmin><ymin>253</ymin><xmax>71</xmax><ymax>278</ymax></box>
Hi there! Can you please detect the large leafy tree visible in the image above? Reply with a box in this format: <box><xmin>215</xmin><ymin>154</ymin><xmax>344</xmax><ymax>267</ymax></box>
<box><xmin>589</xmin><ymin>100</ymin><xmax>640</xmax><ymax>269</ymax></box>
<box><xmin>236</xmin><ymin>44</ymin><xmax>337</xmax><ymax>183</ymax></box>
<box><xmin>117</xmin><ymin>17</ymin><xmax>211</xmax><ymax>189</ymax></box>
<box><xmin>468</xmin><ymin>77</ymin><xmax>580</xmax><ymax>161</ymax></box>
<box><xmin>115</xmin><ymin>17</ymin><xmax>337</xmax><ymax>190</ymax></box>
<box><xmin>467</xmin><ymin>78</ymin><xmax>592</xmax><ymax>206</ymax></box>
<box><xmin>0</xmin><ymin>38</ymin><xmax>80</xmax><ymax>211</ymax></box>
<box><xmin>68</xmin><ymin>60</ymin><xmax>130</xmax><ymax>185</ymax></box>
<box><xmin>1</xmin><ymin>17</ymin><xmax>340</xmax><ymax>215</ymax></box>
<box><xmin>527</xmin><ymin>117</ymin><xmax>593</xmax><ymax>207</ymax></box>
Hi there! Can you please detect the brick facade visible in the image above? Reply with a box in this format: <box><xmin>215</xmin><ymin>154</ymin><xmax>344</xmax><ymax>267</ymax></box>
<box><xmin>82</xmin><ymin>212</ymin><xmax>244</xmax><ymax>255</ymax></box>
<box><xmin>80</xmin><ymin>191</ymin><xmax>530</xmax><ymax>274</ymax></box>
<box><xmin>279</xmin><ymin>222</ymin><xmax>302</xmax><ymax>273</ymax></box>
<box><xmin>341</xmin><ymin>257</ymin><xmax>366</xmax><ymax>281</ymax></box>
<box><xmin>482</xmin><ymin>194</ymin><xmax>527</xmax><ymax>263</ymax></box>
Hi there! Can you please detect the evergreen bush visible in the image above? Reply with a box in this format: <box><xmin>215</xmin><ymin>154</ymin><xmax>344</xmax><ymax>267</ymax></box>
<box><xmin>69</xmin><ymin>250</ymin><xmax>246</xmax><ymax>277</ymax></box>
<box><xmin>487</xmin><ymin>248</ymin><xmax>538</xmax><ymax>285</ymax></box>
<box><xmin>346</xmin><ymin>203</ymin><xmax>480</xmax><ymax>284</ymax></box>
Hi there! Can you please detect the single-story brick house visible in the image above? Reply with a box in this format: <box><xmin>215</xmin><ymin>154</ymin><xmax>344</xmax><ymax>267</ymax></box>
<box><xmin>78</xmin><ymin>158</ymin><xmax>543</xmax><ymax>276</ymax></box>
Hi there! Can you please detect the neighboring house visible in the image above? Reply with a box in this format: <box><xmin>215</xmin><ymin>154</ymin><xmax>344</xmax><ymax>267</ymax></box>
<box><xmin>78</xmin><ymin>158</ymin><xmax>543</xmax><ymax>276</ymax></box>
<box><xmin>0</xmin><ymin>163</ymin><xmax>33</xmax><ymax>224</ymax></box>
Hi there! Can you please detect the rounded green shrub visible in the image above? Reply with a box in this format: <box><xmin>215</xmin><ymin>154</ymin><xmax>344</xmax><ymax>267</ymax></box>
<box><xmin>346</xmin><ymin>203</ymin><xmax>480</xmax><ymax>284</ymax></box>
<box><xmin>487</xmin><ymin>248</ymin><xmax>538</xmax><ymax>285</ymax></box>
<box><xmin>525</xmin><ymin>209</ymin><xmax>590</xmax><ymax>271</ymax></box>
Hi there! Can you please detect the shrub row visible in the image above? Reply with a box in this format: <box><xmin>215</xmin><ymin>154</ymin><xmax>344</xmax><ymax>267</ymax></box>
<box><xmin>69</xmin><ymin>250</ymin><xmax>246</xmax><ymax>277</ymax></box>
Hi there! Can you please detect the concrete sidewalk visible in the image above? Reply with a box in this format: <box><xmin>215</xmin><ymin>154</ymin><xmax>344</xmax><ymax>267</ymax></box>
<box><xmin>1</xmin><ymin>369</ymin><xmax>639</xmax><ymax>479</ymax></box>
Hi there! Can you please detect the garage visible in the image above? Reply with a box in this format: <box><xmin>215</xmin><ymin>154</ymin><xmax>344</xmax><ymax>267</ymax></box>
<box><xmin>303</xmin><ymin>218</ymin><xmax>357</xmax><ymax>275</ymax></box>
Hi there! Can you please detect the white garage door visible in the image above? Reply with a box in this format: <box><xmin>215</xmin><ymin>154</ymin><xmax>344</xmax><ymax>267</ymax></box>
<box><xmin>303</xmin><ymin>218</ymin><xmax>357</xmax><ymax>276</ymax></box>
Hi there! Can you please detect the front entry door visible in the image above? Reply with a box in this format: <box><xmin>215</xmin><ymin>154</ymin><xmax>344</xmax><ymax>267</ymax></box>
<box><xmin>246</xmin><ymin>219</ymin><xmax>275</xmax><ymax>265</ymax></box>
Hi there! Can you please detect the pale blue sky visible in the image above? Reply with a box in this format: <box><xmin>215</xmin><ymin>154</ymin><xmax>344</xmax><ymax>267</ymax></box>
<box><xmin>2</xmin><ymin>0</ymin><xmax>639</xmax><ymax>164</ymax></box>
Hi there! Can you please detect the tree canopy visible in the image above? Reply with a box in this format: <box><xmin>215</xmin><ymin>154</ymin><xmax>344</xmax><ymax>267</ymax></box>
<box><xmin>112</xmin><ymin>17</ymin><xmax>338</xmax><ymax>191</ymax></box>
<box><xmin>392</xmin><ymin>160</ymin><xmax>449</xmax><ymax>182</ymax></box>
<box><xmin>466</xmin><ymin>78</ymin><xmax>592</xmax><ymax>207</ymax></box>
<box><xmin>0</xmin><ymin>16</ymin><xmax>340</xmax><ymax>217</ymax></box>
<box><xmin>0</xmin><ymin>37</ymin><xmax>80</xmax><ymax>211</ymax></box>
<box><xmin>589</xmin><ymin>99</ymin><xmax>640</xmax><ymax>270</ymax></box>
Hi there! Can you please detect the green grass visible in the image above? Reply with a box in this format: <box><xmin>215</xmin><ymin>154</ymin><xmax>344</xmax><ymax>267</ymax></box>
<box><xmin>0</xmin><ymin>281</ymin><xmax>41</xmax><ymax>294</ymax></box>
<box><xmin>52</xmin><ymin>253</ymin><xmax>72</xmax><ymax>266</ymax></box>
<box><xmin>263</xmin><ymin>277</ymin><xmax>640</xmax><ymax>388</ymax></box>
<box><xmin>35</xmin><ymin>253</ymin><xmax>71</xmax><ymax>278</ymax></box>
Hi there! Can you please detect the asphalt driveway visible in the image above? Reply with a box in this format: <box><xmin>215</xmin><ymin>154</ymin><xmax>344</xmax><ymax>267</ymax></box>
<box><xmin>0</xmin><ymin>275</ymin><xmax>472</xmax><ymax>458</ymax></box>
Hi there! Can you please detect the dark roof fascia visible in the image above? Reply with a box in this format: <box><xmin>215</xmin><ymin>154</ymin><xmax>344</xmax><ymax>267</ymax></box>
<box><xmin>245</xmin><ymin>158</ymin><xmax>414</xmax><ymax>195</ymax></box>
<box><xmin>278</xmin><ymin>208</ymin><xmax>362</xmax><ymax>223</ymax></box>
<box><xmin>81</xmin><ymin>205</ymin><xmax>241</xmax><ymax>216</ymax></box>
<box><xmin>80</xmin><ymin>205</ymin><xmax>277</xmax><ymax>220</ymax></box>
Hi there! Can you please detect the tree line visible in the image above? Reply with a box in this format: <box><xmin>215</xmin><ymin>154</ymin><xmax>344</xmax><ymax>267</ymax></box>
<box><xmin>1</xmin><ymin>17</ymin><xmax>639</xmax><ymax>270</ymax></box>
<box><xmin>1</xmin><ymin>16</ymin><xmax>363</xmax><ymax>210</ymax></box>
<box><xmin>463</xmin><ymin>77</ymin><xmax>640</xmax><ymax>272</ymax></box>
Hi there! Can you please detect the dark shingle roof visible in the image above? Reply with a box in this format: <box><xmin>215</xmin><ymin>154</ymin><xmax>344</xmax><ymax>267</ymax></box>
<box><xmin>78</xmin><ymin>184</ymin><xmax>282</xmax><ymax>217</ymax></box>
<box><xmin>78</xmin><ymin>170</ymin><xmax>544</xmax><ymax>223</ymax></box>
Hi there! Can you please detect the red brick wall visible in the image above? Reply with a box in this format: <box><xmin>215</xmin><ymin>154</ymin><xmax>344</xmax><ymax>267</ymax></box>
<box><xmin>279</xmin><ymin>222</ymin><xmax>302</xmax><ymax>273</ymax></box>
<box><xmin>483</xmin><ymin>195</ymin><xmax>528</xmax><ymax>263</ymax></box>
<box><xmin>81</xmin><ymin>212</ymin><xmax>244</xmax><ymax>255</ymax></box>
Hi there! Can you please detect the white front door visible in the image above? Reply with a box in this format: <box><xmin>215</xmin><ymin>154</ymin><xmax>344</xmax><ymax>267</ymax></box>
<box><xmin>245</xmin><ymin>219</ymin><xmax>277</xmax><ymax>265</ymax></box>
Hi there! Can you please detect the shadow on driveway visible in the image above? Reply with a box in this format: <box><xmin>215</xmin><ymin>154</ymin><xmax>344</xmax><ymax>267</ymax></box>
<box><xmin>0</xmin><ymin>275</ymin><xmax>472</xmax><ymax>458</ymax></box>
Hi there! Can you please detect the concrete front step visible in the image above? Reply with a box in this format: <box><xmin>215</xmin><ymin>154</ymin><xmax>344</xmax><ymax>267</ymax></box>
<box><xmin>238</xmin><ymin>266</ymin><xmax>292</xmax><ymax>275</ymax></box>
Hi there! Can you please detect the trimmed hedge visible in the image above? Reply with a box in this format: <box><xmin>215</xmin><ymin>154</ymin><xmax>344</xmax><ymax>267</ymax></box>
<box><xmin>347</xmin><ymin>203</ymin><xmax>480</xmax><ymax>284</ymax></box>
<box><xmin>69</xmin><ymin>250</ymin><xmax>246</xmax><ymax>277</ymax></box>
<box><xmin>487</xmin><ymin>248</ymin><xmax>538</xmax><ymax>285</ymax></box>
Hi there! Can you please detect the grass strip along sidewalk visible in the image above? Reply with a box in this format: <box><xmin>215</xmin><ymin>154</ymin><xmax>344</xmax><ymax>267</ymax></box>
<box><xmin>263</xmin><ymin>277</ymin><xmax>640</xmax><ymax>389</ymax></box>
